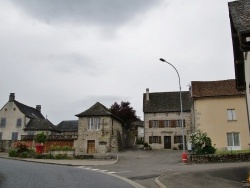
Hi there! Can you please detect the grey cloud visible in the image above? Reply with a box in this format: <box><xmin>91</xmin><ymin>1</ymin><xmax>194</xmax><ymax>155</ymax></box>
<box><xmin>10</xmin><ymin>0</ymin><xmax>162</xmax><ymax>26</ymax></box>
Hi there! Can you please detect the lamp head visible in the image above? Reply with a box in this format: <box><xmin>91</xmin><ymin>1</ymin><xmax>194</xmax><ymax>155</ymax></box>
<box><xmin>159</xmin><ymin>58</ymin><xmax>166</xmax><ymax>62</ymax></box>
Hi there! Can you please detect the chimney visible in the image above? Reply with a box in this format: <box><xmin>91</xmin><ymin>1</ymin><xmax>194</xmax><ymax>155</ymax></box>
<box><xmin>146</xmin><ymin>88</ymin><xmax>149</xmax><ymax>101</ymax></box>
<box><xmin>9</xmin><ymin>93</ymin><xmax>15</xmax><ymax>101</ymax></box>
<box><xmin>36</xmin><ymin>105</ymin><xmax>41</xmax><ymax>112</ymax></box>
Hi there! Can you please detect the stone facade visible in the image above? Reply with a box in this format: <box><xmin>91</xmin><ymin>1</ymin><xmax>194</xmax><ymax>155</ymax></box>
<box><xmin>74</xmin><ymin>102</ymin><xmax>123</xmax><ymax>156</ymax></box>
<box><xmin>144</xmin><ymin>112</ymin><xmax>192</xmax><ymax>150</ymax></box>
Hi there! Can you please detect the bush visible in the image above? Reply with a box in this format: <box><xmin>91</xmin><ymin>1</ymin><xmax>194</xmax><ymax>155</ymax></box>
<box><xmin>49</xmin><ymin>145</ymin><xmax>74</xmax><ymax>151</ymax></box>
<box><xmin>189</xmin><ymin>130</ymin><xmax>216</xmax><ymax>154</ymax></box>
<box><xmin>15</xmin><ymin>142</ymin><xmax>29</xmax><ymax>154</ymax></box>
<box><xmin>34</xmin><ymin>132</ymin><xmax>47</xmax><ymax>143</ymax></box>
<box><xmin>144</xmin><ymin>142</ymin><xmax>149</xmax><ymax>147</ymax></box>
<box><xmin>136</xmin><ymin>139</ymin><xmax>144</xmax><ymax>145</ymax></box>
<box><xmin>20</xmin><ymin>151</ymin><xmax>29</xmax><ymax>158</ymax></box>
<box><xmin>9</xmin><ymin>149</ymin><xmax>18</xmax><ymax>157</ymax></box>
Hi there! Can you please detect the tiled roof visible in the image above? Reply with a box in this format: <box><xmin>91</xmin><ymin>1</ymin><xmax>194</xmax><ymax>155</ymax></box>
<box><xmin>75</xmin><ymin>102</ymin><xmax>123</xmax><ymax>122</ymax></box>
<box><xmin>25</xmin><ymin>119</ymin><xmax>58</xmax><ymax>131</ymax></box>
<box><xmin>191</xmin><ymin>79</ymin><xmax>244</xmax><ymax>98</ymax></box>
<box><xmin>57</xmin><ymin>120</ymin><xmax>78</xmax><ymax>132</ymax></box>
<box><xmin>143</xmin><ymin>91</ymin><xmax>191</xmax><ymax>113</ymax></box>
<box><xmin>14</xmin><ymin>100</ymin><xmax>45</xmax><ymax>119</ymax></box>
<box><xmin>228</xmin><ymin>0</ymin><xmax>250</xmax><ymax>33</ymax></box>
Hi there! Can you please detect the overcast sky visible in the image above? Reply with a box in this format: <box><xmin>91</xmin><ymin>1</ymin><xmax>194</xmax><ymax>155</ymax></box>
<box><xmin>0</xmin><ymin>0</ymin><xmax>235</xmax><ymax>124</ymax></box>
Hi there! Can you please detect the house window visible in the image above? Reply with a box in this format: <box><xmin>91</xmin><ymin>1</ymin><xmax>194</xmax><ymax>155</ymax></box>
<box><xmin>0</xmin><ymin>118</ymin><xmax>6</xmax><ymax>127</ymax></box>
<box><xmin>176</xmin><ymin>120</ymin><xmax>182</xmax><ymax>127</ymax></box>
<box><xmin>152</xmin><ymin>120</ymin><xmax>159</xmax><ymax>128</ymax></box>
<box><xmin>227</xmin><ymin>132</ymin><xmax>240</xmax><ymax>147</ymax></box>
<box><xmin>174</xmin><ymin>135</ymin><xmax>186</xmax><ymax>143</ymax></box>
<box><xmin>164</xmin><ymin>120</ymin><xmax>170</xmax><ymax>127</ymax></box>
<box><xmin>88</xmin><ymin>117</ymin><xmax>100</xmax><ymax>130</ymax></box>
<box><xmin>227</xmin><ymin>109</ymin><xmax>236</xmax><ymax>121</ymax></box>
<box><xmin>16</xmin><ymin>118</ymin><xmax>22</xmax><ymax>127</ymax></box>
<box><xmin>149</xmin><ymin>136</ymin><xmax>161</xmax><ymax>144</ymax></box>
<box><xmin>0</xmin><ymin>132</ymin><xmax>2</xmax><ymax>140</ymax></box>
<box><xmin>12</xmin><ymin>132</ymin><xmax>18</xmax><ymax>141</ymax></box>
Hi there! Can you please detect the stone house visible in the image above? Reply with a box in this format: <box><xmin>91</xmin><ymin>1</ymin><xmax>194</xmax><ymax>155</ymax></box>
<box><xmin>130</xmin><ymin>120</ymin><xmax>144</xmax><ymax>142</ymax></box>
<box><xmin>143</xmin><ymin>89</ymin><xmax>192</xmax><ymax>150</ymax></box>
<box><xmin>228</xmin><ymin>0</ymin><xmax>250</xmax><ymax>126</ymax></box>
<box><xmin>74</xmin><ymin>102</ymin><xmax>123</xmax><ymax>156</ymax></box>
<box><xmin>191</xmin><ymin>79</ymin><xmax>249</xmax><ymax>150</ymax></box>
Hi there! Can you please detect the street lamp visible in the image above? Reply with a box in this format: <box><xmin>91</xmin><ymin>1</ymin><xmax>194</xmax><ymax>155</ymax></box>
<box><xmin>159</xmin><ymin>58</ymin><xmax>187</xmax><ymax>163</ymax></box>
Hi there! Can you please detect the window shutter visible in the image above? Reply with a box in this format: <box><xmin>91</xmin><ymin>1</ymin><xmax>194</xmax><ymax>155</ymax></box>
<box><xmin>183</xmin><ymin>120</ymin><xmax>185</xmax><ymax>127</ymax></box>
<box><xmin>171</xmin><ymin>120</ymin><xmax>176</xmax><ymax>127</ymax></box>
<box><xmin>149</xmin><ymin>136</ymin><xmax>152</xmax><ymax>144</ymax></box>
<box><xmin>159</xmin><ymin>120</ymin><xmax>164</xmax><ymax>128</ymax></box>
<box><xmin>159</xmin><ymin>136</ymin><xmax>162</xmax><ymax>144</ymax></box>
<box><xmin>149</xmin><ymin>121</ymin><xmax>152</xmax><ymax>128</ymax></box>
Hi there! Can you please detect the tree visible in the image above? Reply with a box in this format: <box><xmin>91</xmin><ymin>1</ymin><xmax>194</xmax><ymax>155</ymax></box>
<box><xmin>189</xmin><ymin>130</ymin><xmax>216</xmax><ymax>154</ymax></box>
<box><xmin>110</xmin><ymin>101</ymin><xmax>139</xmax><ymax>129</ymax></box>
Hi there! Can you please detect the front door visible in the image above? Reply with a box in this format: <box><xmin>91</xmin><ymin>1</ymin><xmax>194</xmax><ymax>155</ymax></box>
<box><xmin>164</xmin><ymin>136</ymin><xmax>171</xmax><ymax>149</ymax></box>
<box><xmin>87</xmin><ymin>140</ymin><xmax>95</xmax><ymax>153</ymax></box>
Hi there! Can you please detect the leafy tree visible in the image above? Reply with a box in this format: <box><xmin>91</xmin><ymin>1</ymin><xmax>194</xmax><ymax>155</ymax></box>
<box><xmin>34</xmin><ymin>132</ymin><xmax>47</xmax><ymax>144</ymax></box>
<box><xmin>189</xmin><ymin>130</ymin><xmax>216</xmax><ymax>154</ymax></box>
<box><xmin>110</xmin><ymin>101</ymin><xmax>139</xmax><ymax>129</ymax></box>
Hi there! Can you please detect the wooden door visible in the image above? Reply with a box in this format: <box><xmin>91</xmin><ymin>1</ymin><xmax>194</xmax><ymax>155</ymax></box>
<box><xmin>87</xmin><ymin>140</ymin><xmax>95</xmax><ymax>153</ymax></box>
<box><xmin>164</xmin><ymin>136</ymin><xmax>171</xmax><ymax>149</ymax></box>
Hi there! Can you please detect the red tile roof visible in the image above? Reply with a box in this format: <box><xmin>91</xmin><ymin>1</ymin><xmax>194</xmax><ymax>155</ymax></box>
<box><xmin>191</xmin><ymin>79</ymin><xmax>245</xmax><ymax>98</ymax></box>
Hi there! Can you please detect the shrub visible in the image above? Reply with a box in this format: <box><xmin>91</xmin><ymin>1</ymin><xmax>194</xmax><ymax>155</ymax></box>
<box><xmin>34</xmin><ymin>132</ymin><xmax>47</xmax><ymax>143</ymax></box>
<box><xmin>15</xmin><ymin>141</ymin><xmax>29</xmax><ymax>154</ymax></box>
<box><xmin>144</xmin><ymin>142</ymin><xmax>149</xmax><ymax>147</ymax></box>
<box><xmin>136</xmin><ymin>139</ymin><xmax>144</xmax><ymax>145</ymax></box>
<box><xmin>20</xmin><ymin>151</ymin><xmax>29</xmax><ymax>158</ymax></box>
<box><xmin>189</xmin><ymin>130</ymin><xmax>216</xmax><ymax>154</ymax></box>
<box><xmin>9</xmin><ymin>149</ymin><xmax>18</xmax><ymax>157</ymax></box>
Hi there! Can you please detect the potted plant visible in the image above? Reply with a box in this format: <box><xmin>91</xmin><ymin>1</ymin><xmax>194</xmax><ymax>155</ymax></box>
<box><xmin>34</xmin><ymin>132</ymin><xmax>47</xmax><ymax>154</ymax></box>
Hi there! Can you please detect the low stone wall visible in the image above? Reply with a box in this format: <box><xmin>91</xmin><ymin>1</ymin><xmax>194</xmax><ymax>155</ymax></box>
<box><xmin>190</xmin><ymin>153</ymin><xmax>250</xmax><ymax>163</ymax></box>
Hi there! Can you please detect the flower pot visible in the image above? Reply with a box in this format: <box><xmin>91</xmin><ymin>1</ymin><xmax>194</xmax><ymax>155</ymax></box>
<box><xmin>36</xmin><ymin>144</ymin><xmax>44</xmax><ymax>154</ymax></box>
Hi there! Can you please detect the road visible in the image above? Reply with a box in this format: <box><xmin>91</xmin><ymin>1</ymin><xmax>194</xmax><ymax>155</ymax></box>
<box><xmin>0</xmin><ymin>158</ymin><xmax>133</xmax><ymax>188</ymax></box>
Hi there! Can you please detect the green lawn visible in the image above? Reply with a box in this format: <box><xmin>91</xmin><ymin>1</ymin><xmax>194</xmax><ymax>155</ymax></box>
<box><xmin>216</xmin><ymin>150</ymin><xmax>250</xmax><ymax>154</ymax></box>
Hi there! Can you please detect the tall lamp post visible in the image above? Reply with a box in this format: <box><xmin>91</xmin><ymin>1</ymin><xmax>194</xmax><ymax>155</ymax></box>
<box><xmin>159</xmin><ymin>58</ymin><xmax>187</xmax><ymax>163</ymax></box>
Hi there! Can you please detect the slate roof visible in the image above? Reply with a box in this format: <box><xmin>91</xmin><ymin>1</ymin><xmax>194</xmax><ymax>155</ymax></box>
<box><xmin>75</xmin><ymin>102</ymin><xmax>123</xmax><ymax>122</ymax></box>
<box><xmin>228</xmin><ymin>0</ymin><xmax>250</xmax><ymax>34</ymax></box>
<box><xmin>25</xmin><ymin>119</ymin><xmax>58</xmax><ymax>131</ymax></box>
<box><xmin>143</xmin><ymin>91</ymin><xmax>191</xmax><ymax>113</ymax></box>
<box><xmin>228</xmin><ymin>0</ymin><xmax>250</xmax><ymax>51</ymax></box>
<box><xmin>131</xmin><ymin>120</ymin><xmax>144</xmax><ymax>127</ymax></box>
<box><xmin>14</xmin><ymin>100</ymin><xmax>45</xmax><ymax>119</ymax></box>
<box><xmin>57</xmin><ymin>120</ymin><xmax>78</xmax><ymax>132</ymax></box>
<box><xmin>191</xmin><ymin>79</ymin><xmax>244</xmax><ymax>98</ymax></box>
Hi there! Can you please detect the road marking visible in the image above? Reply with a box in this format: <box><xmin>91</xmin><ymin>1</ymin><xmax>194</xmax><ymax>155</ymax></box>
<box><xmin>76</xmin><ymin>166</ymin><xmax>129</xmax><ymax>175</ymax></box>
<box><xmin>107</xmin><ymin>171</ymin><xmax>116</xmax><ymax>174</ymax></box>
<box><xmin>115</xmin><ymin>171</ymin><xmax>130</xmax><ymax>174</ymax></box>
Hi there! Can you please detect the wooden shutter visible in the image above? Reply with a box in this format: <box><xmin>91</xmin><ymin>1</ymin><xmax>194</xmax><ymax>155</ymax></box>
<box><xmin>159</xmin><ymin>136</ymin><xmax>162</xmax><ymax>144</ymax></box>
<box><xmin>171</xmin><ymin>120</ymin><xmax>176</xmax><ymax>128</ymax></box>
<box><xmin>183</xmin><ymin>120</ymin><xmax>186</xmax><ymax>127</ymax></box>
<box><xmin>159</xmin><ymin>120</ymin><xmax>164</xmax><ymax>128</ymax></box>
<box><xmin>149</xmin><ymin>121</ymin><xmax>152</xmax><ymax>128</ymax></box>
<box><xmin>149</xmin><ymin>136</ymin><xmax>152</xmax><ymax>144</ymax></box>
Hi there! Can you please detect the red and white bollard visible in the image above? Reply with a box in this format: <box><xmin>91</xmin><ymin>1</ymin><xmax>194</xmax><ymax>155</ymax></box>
<box><xmin>182</xmin><ymin>152</ymin><xmax>187</xmax><ymax>163</ymax></box>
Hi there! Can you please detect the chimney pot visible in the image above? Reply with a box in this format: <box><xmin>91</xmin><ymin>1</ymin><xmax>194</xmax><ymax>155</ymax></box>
<box><xmin>146</xmin><ymin>88</ymin><xmax>149</xmax><ymax>101</ymax></box>
<box><xmin>36</xmin><ymin>105</ymin><xmax>41</xmax><ymax>112</ymax></box>
<box><xmin>9</xmin><ymin>93</ymin><xmax>15</xmax><ymax>101</ymax></box>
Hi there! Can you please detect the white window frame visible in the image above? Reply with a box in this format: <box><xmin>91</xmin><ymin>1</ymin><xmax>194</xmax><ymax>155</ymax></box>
<box><xmin>176</xmin><ymin>120</ymin><xmax>182</xmax><ymax>127</ymax></box>
<box><xmin>164</xmin><ymin>120</ymin><xmax>170</xmax><ymax>127</ymax></box>
<box><xmin>227</xmin><ymin>109</ymin><xmax>236</xmax><ymax>121</ymax></box>
<box><xmin>152</xmin><ymin>120</ymin><xmax>158</xmax><ymax>128</ymax></box>
<box><xmin>227</xmin><ymin>132</ymin><xmax>240</xmax><ymax>150</ymax></box>
<box><xmin>88</xmin><ymin>117</ymin><xmax>100</xmax><ymax>130</ymax></box>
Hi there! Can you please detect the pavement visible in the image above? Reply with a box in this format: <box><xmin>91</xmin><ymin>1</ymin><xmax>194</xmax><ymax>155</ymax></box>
<box><xmin>0</xmin><ymin>151</ymin><xmax>250</xmax><ymax>188</ymax></box>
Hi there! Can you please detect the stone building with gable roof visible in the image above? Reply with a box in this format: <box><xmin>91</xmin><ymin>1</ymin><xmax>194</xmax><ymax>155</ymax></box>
<box><xmin>74</xmin><ymin>102</ymin><xmax>124</xmax><ymax>156</ymax></box>
<box><xmin>228</xmin><ymin>0</ymin><xmax>250</xmax><ymax>126</ymax></box>
<box><xmin>143</xmin><ymin>88</ymin><xmax>192</xmax><ymax>150</ymax></box>
<box><xmin>191</xmin><ymin>79</ymin><xmax>249</xmax><ymax>150</ymax></box>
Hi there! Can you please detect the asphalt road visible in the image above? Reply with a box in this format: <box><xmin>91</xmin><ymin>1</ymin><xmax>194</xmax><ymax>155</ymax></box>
<box><xmin>0</xmin><ymin>158</ymin><xmax>133</xmax><ymax>188</ymax></box>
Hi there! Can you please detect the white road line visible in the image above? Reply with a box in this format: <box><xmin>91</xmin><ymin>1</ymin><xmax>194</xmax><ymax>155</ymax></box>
<box><xmin>107</xmin><ymin>171</ymin><xmax>116</xmax><ymax>174</ymax></box>
<box><xmin>91</xmin><ymin>169</ymin><xmax>100</xmax><ymax>171</ymax></box>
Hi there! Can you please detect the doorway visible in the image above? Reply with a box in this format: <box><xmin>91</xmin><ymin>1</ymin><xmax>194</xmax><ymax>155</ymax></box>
<box><xmin>87</xmin><ymin>140</ymin><xmax>95</xmax><ymax>153</ymax></box>
<box><xmin>164</xmin><ymin>136</ymin><xmax>171</xmax><ymax>149</ymax></box>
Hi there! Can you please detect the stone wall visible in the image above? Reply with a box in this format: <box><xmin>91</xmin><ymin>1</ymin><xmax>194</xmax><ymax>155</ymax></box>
<box><xmin>190</xmin><ymin>153</ymin><xmax>250</xmax><ymax>163</ymax></box>
<box><xmin>144</xmin><ymin>112</ymin><xmax>192</xmax><ymax>149</ymax></box>
<box><xmin>0</xmin><ymin>140</ymin><xmax>13</xmax><ymax>152</ymax></box>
